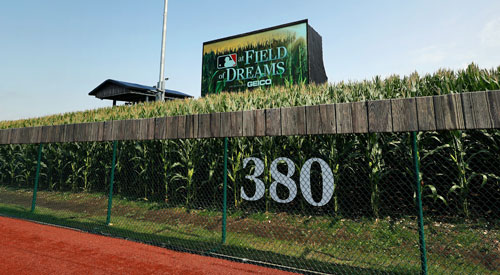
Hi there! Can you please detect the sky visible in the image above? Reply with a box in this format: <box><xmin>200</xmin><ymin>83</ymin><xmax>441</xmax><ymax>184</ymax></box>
<box><xmin>1</xmin><ymin>0</ymin><xmax>499</xmax><ymax>121</ymax></box>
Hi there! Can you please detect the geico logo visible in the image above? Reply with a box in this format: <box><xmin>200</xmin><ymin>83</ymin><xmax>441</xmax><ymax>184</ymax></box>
<box><xmin>247</xmin><ymin>79</ymin><xmax>272</xmax><ymax>87</ymax></box>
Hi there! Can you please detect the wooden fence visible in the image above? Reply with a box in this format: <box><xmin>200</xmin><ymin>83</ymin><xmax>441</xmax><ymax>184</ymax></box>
<box><xmin>1</xmin><ymin>90</ymin><xmax>499</xmax><ymax>144</ymax></box>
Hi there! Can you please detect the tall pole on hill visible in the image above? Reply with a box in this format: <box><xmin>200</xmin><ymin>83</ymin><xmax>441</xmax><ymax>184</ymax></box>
<box><xmin>157</xmin><ymin>0</ymin><xmax>168</xmax><ymax>101</ymax></box>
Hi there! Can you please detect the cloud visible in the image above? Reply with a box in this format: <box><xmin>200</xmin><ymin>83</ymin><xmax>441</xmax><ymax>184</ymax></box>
<box><xmin>412</xmin><ymin>44</ymin><xmax>457</xmax><ymax>65</ymax></box>
<box><xmin>480</xmin><ymin>18</ymin><xmax>500</xmax><ymax>47</ymax></box>
<box><xmin>409</xmin><ymin>15</ymin><xmax>500</xmax><ymax>71</ymax></box>
<box><xmin>414</xmin><ymin>46</ymin><xmax>445</xmax><ymax>63</ymax></box>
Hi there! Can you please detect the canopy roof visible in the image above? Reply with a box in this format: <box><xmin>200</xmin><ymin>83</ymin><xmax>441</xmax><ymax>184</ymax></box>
<box><xmin>89</xmin><ymin>79</ymin><xmax>192</xmax><ymax>102</ymax></box>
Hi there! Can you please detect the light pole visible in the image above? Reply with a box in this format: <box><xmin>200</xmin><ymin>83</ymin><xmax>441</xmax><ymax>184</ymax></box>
<box><xmin>157</xmin><ymin>0</ymin><xmax>168</xmax><ymax>101</ymax></box>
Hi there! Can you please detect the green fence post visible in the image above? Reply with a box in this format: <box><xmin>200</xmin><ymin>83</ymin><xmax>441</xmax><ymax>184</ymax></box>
<box><xmin>222</xmin><ymin>137</ymin><xmax>228</xmax><ymax>244</ymax></box>
<box><xmin>31</xmin><ymin>143</ymin><xmax>43</xmax><ymax>212</ymax></box>
<box><xmin>106</xmin><ymin>141</ymin><xmax>118</xmax><ymax>225</ymax></box>
<box><xmin>411</xmin><ymin>132</ymin><xmax>428</xmax><ymax>275</ymax></box>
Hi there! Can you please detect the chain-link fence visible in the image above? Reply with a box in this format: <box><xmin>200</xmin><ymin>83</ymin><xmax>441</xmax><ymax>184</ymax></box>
<box><xmin>0</xmin><ymin>130</ymin><xmax>499</xmax><ymax>274</ymax></box>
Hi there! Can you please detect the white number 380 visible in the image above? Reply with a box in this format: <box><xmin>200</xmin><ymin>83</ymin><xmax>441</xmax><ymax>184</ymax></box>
<box><xmin>242</xmin><ymin>157</ymin><xmax>334</xmax><ymax>207</ymax></box>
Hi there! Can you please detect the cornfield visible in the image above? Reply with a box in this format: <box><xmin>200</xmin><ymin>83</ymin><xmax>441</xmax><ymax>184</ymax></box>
<box><xmin>1</xmin><ymin>63</ymin><xmax>499</xmax><ymax>273</ymax></box>
<box><xmin>2</xmin><ymin>63</ymin><xmax>498</xmax><ymax>130</ymax></box>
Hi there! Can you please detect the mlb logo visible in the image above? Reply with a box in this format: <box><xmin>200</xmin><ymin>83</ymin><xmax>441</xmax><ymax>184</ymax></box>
<box><xmin>217</xmin><ymin>54</ymin><xmax>237</xmax><ymax>69</ymax></box>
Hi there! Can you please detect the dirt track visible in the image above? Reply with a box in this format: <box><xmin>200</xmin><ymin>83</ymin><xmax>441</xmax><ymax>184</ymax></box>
<box><xmin>0</xmin><ymin>217</ymin><xmax>295</xmax><ymax>275</ymax></box>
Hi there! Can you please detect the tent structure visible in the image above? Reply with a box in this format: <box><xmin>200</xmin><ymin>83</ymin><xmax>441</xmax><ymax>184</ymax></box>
<box><xmin>89</xmin><ymin>79</ymin><xmax>192</xmax><ymax>106</ymax></box>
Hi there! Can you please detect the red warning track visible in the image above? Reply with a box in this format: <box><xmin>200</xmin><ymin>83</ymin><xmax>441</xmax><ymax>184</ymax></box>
<box><xmin>0</xmin><ymin>217</ymin><xmax>294</xmax><ymax>275</ymax></box>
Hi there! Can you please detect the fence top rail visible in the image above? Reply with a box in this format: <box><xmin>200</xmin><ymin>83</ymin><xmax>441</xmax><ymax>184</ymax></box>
<box><xmin>1</xmin><ymin>90</ymin><xmax>499</xmax><ymax>144</ymax></box>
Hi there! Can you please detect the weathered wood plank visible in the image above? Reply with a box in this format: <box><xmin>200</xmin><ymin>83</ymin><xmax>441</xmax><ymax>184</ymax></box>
<box><xmin>138</xmin><ymin>118</ymin><xmax>155</xmax><ymax>140</ymax></box>
<box><xmin>17</xmin><ymin>128</ymin><xmax>27</xmax><ymax>144</ymax></box>
<box><xmin>48</xmin><ymin>125</ymin><xmax>65</xmax><ymax>143</ymax></box>
<box><xmin>112</xmin><ymin>120</ymin><xmax>129</xmax><ymax>140</ymax></box>
<box><xmin>85</xmin><ymin>123</ymin><xmax>98</xmax><ymax>142</ymax></box>
<box><xmin>0</xmin><ymin>129</ymin><xmax>5</xmax><ymax>144</ymax></box>
<box><xmin>5</xmin><ymin>129</ymin><xmax>12</xmax><ymax>144</ymax></box>
<box><xmin>7</xmin><ymin>129</ymin><xmax>16</xmax><ymax>144</ymax></box>
<box><xmin>72</xmin><ymin>123</ymin><xmax>82</xmax><ymax>142</ymax></box>
<box><xmin>221</xmin><ymin>112</ymin><xmax>231</xmax><ymax>137</ymax></box>
<box><xmin>336</xmin><ymin>103</ymin><xmax>353</xmax><ymax>134</ymax></box>
<box><xmin>242</xmin><ymin>110</ymin><xmax>255</xmax><ymax>137</ymax></box>
<box><xmin>7</xmin><ymin>129</ymin><xmax>12</xmax><ymax>144</ymax></box>
<box><xmin>9</xmin><ymin>128</ymin><xmax>19</xmax><ymax>144</ymax></box>
<box><xmin>36</xmin><ymin>127</ymin><xmax>44</xmax><ymax>143</ymax></box>
<box><xmin>434</xmin><ymin>94</ymin><xmax>465</xmax><ymax>130</ymax></box>
<box><xmin>306</xmin><ymin>105</ymin><xmax>321</xmax><ymax>135</ymax></box>
<box><xmin>2</xmin><ymin>91</ymin><xmax>498</xmax><ymax>144</ymax></box>
<box><xmin>0</xmin><ymin>129</ymin><xmax>10</xmax><ymax>144</ymax></box>
<box><xmin>487</xmin><ymin>90</ymin><xmax>500</xmax><ymax>128</ymax></box>
<box><xmin>231</xmin><ymin>111</ymin><xmax>243</xmax><ymax>137</ymax></box>
<box><xmin>22</xmin><ymin>127</ymin><xmax>32</xmax><ymax>144</ymax></box>
<box><xmin>134</xmin><ymin>119</ymin><xmax>145</xmax><ymax>140</ymax></box>
<box><xmin>154</xmin><ymin>117</ymin><xmax>167</xmax><ymax>140</ymax></box>
<box><xmin>176</xmin><ymin>116</ymin><xmax>186</xmax><ymax>139</ymax></box>
<box><xmin>40</xmin><ymin>126</ymin><xmax>52</xmax><ymax>144</ymax></box>
<box><xmin>265</xmin><ymin>108</ymin><xmax>281</xmax><ymax>136</ymax></box>
<box><xmin>16</xmin><ymin>127</ymin><xmax>29</xmax><ymax>144</ymax></box>
<box><xmin>12</xmin><ymin>128</ymin><xmax>23</xmax><ymax>144</ymax></box>
<box><xmin>352</xmin><ymin>102</ymin><xmax>368</xmax><ymax>133</ymax></box>
<box><xmin>165</xmin><ymin>116</ymin><xmax>179</xmax><ymax>139</ymax></box>
<box><xmin>81</xmin><ymin>123</ymin><xmax>96</xmax><ymax>142</ymax></box>
<box><xmin>7</xmin><ymin>129</ymin><xmax>13</xmax><ymax>144</ymax></box>
<box><xmin>24</xmin><ymin>128</ymin><xmax>34</xmax><ymax>144</ymax></box>
<box><xmin>210</xmin><ymin>113</ymin><xmax>221</xmax><ymax>138</ymax></box>
<box><xmin>21</xmin><ymin>127</ymin><xmax>33</xmax><ymax>144</ymax></box>
<box><xmin>110</xmin><ymin>121</ymin><xmax>120</xmax><ymax>141</ymax></box>
<box><xmin>80</xmin><ymin>123</ymin><xmax>93</xmax><ymax>141</ymax></box>
<box><xmin>84</xmin><ymin>123</ymin><xmax>95</xmax><ymax>142</ymax></box>
<box><xmin>281</xmin><ymin>106</ymin><xmax>306</xmax><ymax>136</ymax></box>
<box><xmin>129</xmin><ymin>120</ymin><xmax>142</xmax><ymax>140</ymax></box>
<box><xmin>193</xmin><ymin>114</ymin><xmax>199</xmax><ymax>139</ymax></box>
<box><xmin>25</xmin><ymin>127</ymin><xmax>41</xmax><ymax>144</ymax></box>
<box><xmin>391</xmin><ymin>98</ymin><xmax>418</xmax><ymax>132</ymax></box>
<box><xmin>185</xmin><ymin>114</ymin><xmax>198</xmax><ymax>139</ymax></box>
<box><xmin>13</xmin><ymin>128</ymin><xmax>23</xmax><ymax>144</ymax></box>
<box><xmin>255</xmin><ymin>109</ymin><xmax>266</xmax><ymax>136</ymax></box>
<box><xmin>28</xmin><ymin>128</ymin><xmax>36</xmax><ymax>144</ymax></box>
<box><xmin>198</xmin><ymin>114</ymin><xmax>211</xmax><ymax>138</ymax></box>
<box><xmin>416</xmin><ymin>96</ymin><xmax>436</xmax><ymax>131</ymax></box>
<box><xmin>462</xmin><ymin>91</ymin><xmax>492</xmax><ymax>129</ymax></box>
<box><xmin>369</xmin><ymin>100</ymin><xmax>392</xmax><ymax>132</ymax></box>
<box><xmin>319</xmin><ymin>104</ymin><xmax>336</xmax><ymax>134</ymax></box>
<box><xmin>92</xmin><ymin>122</ymin><xmax>104</xmax><ymax>142</ymax></box>
<box><xmin>98</xmin><ymin>122</ymin><xmax>106</xmax><ymax>142</ymax></box>
<box><xmin>221</xmin><ymin>111</ymin><xmax>243</xmax><ymax>137</ymax></box>
<box><xmin>21</xmin><ymin>127</ymin><xmax>31</xmax><ymax>144</ymax></box>
<box><xmin>102</xmin><ymin>122</ymin><xmax>113</xmax><ymax>141</ymax></box>
<box><xmin>63</xmin><ymin>124</ymin><xmax>76</xmax><ymax>143</ymax></box>
<box><xmin>72</xmin><ymin>123</ymin><xmax>83</xmax><ymax>142</ymax></box>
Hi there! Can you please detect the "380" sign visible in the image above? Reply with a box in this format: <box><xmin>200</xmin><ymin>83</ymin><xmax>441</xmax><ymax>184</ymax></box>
<box><xmin>242</xmin><ymin>157</ymin><xmax>335</xmax><ymax>207</ymax></box>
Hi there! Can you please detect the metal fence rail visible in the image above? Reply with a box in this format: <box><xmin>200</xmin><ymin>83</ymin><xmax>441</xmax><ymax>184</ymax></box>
<box><xmin>0</xmin><ymin>129</ymin><xmax>498</xmax><ymax>274</ymax></box>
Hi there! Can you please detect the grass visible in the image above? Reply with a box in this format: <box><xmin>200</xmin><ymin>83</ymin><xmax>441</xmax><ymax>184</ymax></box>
<box><xmin>0</xmin><ymin>186</ymin><xmax>497</xmax><ymax>274</ymax></box>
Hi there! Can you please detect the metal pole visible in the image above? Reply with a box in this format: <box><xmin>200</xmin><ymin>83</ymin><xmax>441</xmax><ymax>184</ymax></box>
<box><xmin>411</xmin><ymin>132</ymin><xmax>428</xmax><ymax>275</ymax></box>
<box><xmin>31</xmin><ymin>143</ymin><xmax>43</xmax><ymax>212</ymax></box>
<box><xmin>222</xmin><ymin>137</ymin><xmax>228</xmax><ymax>244</ymax></box>
<box><xmin>106</xmin><ymin>141</ymin><xmax>118</xmax><ymax>225</ymax></box>
<box><xmin>157</xmin><ymin>0</ymin><xmax>168</xmax><ymax>101</ymax></box>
